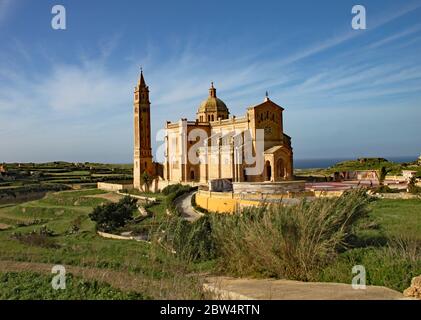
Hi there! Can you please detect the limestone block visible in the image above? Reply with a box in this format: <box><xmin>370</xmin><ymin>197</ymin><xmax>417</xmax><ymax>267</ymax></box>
<box><xmin>403</xmin><ymin>275</ymin><xmax>421</xmax><ymax>299</ymax></box>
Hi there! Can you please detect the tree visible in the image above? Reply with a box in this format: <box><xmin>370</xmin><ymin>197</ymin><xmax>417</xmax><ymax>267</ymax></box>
<box><xmin>377</xmin><ymin>166</ymin><xmax>391</xmax><ymax>186</ymax></box>
<box><xmin>89</xmin><ymin>196</ymin><xmax>137</xmax><ymax>232</ymax></box>
<box><xmin>141</xmin><ymin>171</ymin><xmax>152</xmax><ymax>193</ymax></box>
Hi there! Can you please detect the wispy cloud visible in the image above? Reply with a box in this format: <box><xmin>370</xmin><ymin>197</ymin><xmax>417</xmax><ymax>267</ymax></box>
<box><xmin>0</xmin><ymin>0</ymin><xmax>15</xmax><ymax>24</ymax></box>
<box><xmin>369</xmin><ymin>24</ymin><xmax>421</xmax><ymax>49</ymax></box>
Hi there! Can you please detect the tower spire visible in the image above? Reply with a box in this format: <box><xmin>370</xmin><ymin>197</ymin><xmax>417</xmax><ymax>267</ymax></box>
<box><xmin>264</xmin><ymin>90</ymin><xmax>270</xmax><ymax>102</ymax></box>
<box><xmin>139</xmin><ymin>67</ymin><xmax>146</xmax><ymax>87</ymax></box>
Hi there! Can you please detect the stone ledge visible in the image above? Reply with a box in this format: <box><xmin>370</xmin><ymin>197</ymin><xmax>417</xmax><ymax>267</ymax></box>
<box><xmin>204</xmin><ymin>276</ymin><xmax>404</xmax><ymax>300</ymax></box>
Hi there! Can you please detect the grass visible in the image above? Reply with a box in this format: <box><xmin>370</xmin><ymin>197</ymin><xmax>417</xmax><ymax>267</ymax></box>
<box><xmin>368</xmin><ymin>199</ymin><xmax>421</xmax><ymax>240</ymax></box>
<box><xmin>0</xmin><ymin>272</ymin><xmax>147</xmax><ymax>300</ymax></box>
<box><xmin>317</xmin><ymin>197</ymin><xmax>421</xmax><ymax>291</ymax></box>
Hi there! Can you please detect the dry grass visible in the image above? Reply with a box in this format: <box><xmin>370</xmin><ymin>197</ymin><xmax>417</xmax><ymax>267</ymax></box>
<box><xmin>210</xmin><ymin>189</ymin><xmax>370</xmax><ymax>280</ymax></box>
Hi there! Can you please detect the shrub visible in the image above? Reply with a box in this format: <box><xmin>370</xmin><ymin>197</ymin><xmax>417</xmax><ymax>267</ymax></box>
<box><xmin>209</xmin><ymin>188</ymin><xmax>370</xmax><ymax>280</ymax></box>
<box><xmin>162</xmin><ymin>184</ymin><xmax>185</xmax><ymax>196</ymax></box>
<box><xmin>159</xmin><ymin>215</ymin><xmax>216</xmax><ymax>262</ymax></box>
<box><xmin>67</xmin><ymin>215</ymin><xmax>83</xmax><ymax>234</ymax></box>
<box><xmin>89</xmin><ymin>196</ymin><xmax>137</xmax><ymax>232</ymax></box>
<box><xmin>407</xmin><ymin>177</ymin><xmax>421</xmax><ymax>194</ymax></box>
<box><xmin>11</xmin><ymin>227</ymin><xmax>59</xmax><ymax>249</ymax></box>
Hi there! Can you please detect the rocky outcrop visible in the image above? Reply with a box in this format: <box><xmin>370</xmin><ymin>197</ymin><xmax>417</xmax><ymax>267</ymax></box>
<box><xmin>403</xmin><ymin>276</ymin><xmax>421</xmax><ymax>299</ymax></box>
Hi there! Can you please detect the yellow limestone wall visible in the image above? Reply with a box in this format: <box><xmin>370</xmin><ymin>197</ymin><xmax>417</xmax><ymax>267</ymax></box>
<box><xmin>195</xmin><ymin>191</ymin><xmax>261</xmax><ymax>214</ymax></box>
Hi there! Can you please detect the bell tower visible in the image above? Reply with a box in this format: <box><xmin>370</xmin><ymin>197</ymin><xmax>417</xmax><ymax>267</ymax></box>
<box><xmin>133</xmin><ymin>69</ymin><xmax>154</xmax><ymax>189</ymax></box>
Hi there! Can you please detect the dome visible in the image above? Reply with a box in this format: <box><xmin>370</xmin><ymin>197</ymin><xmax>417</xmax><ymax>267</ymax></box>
<box><xmin>197</xmin><ymin>82</ymin><xmax>229</xmax><ymax>114</ymax></box>
<box><xmin>198</xmin><ymin>97</ymin><xmax>228</xmax><ymax>113</ymax></box>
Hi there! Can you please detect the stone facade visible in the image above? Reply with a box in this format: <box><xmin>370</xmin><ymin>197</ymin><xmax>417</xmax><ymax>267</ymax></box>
<box><xmin>163</xmin><ymin>85</ymin><xmax>294</xmax><ymax>184</ymax></box>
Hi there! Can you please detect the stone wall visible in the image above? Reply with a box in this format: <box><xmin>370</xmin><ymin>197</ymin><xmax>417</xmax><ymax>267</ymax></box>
<box><xmin>195</xmin><ymin>191</ymin><xmax>260</xmax><ymax>213</ymax></box>
<box><xmin>97</xmin><ymin>182</ymin><xmax>133</xmax><ymax>192</ymax></box>
<box><xmin>232</xmin><ymin>181</ymin><xmax>305</xmax><ymax>194</ymax></box>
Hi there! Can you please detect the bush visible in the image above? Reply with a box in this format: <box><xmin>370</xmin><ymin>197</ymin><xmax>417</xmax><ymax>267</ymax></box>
<box><xmin>162</xmin><ymin>184</ymin><xmax>185</xmax><ymax>196</ymax></box>
<box><xmin>89</xmin><ymin>196</ymin><xmax>137</xmax><ymax>232</ymax></box>
<box><xmin>209</xmin><ymin>188</ymin><xmax>370</xmax><ymax>280</ymax></box>
<box><xmin>11</xmin><ymin>227</ymin><xmax>59</xmax><ymax>249</ymax></box>
<box><xmin>160</xmin><ymin>215</ymin><xmax>216</xmax><ymax>262</ymax></box>
<box><xmin>408</xmin><ymin>177</ymin><xmax>421</xmax><ymax>194</ymax></box>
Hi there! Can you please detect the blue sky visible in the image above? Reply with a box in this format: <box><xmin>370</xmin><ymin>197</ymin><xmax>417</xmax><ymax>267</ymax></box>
<box><xmin>0</xmin><ymin>0</ymin><xmax>420</xmax><ymax>163</ymax></box>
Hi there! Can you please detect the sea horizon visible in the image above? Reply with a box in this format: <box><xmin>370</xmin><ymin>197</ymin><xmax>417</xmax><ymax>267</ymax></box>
<box><xmin>3</xmin><ymin>155</ymin><xmax>418</xmax><ymax>170</ymax></box>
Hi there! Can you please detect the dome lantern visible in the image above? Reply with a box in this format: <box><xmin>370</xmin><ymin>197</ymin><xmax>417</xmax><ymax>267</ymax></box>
<box><xmin>196</xmin><ymin>83</ymin><xmax>229</xmax><ymax>122</ymax></box>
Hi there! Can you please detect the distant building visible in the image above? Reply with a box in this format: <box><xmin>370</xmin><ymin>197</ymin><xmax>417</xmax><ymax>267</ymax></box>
<box><xmin>402</xmin><ymin>170</ymin><xmax>417</xmax><ymax>180</ymax></box>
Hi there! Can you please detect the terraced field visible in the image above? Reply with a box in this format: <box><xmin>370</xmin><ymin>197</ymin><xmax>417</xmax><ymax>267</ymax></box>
<box><xmin>0</xmin><ymin>188</ymin><xmax>205</xmax><ymax>299</ymax></box>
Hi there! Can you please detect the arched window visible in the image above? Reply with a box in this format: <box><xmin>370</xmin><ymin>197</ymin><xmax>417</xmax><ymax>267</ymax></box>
<box><xmin>266</xmin><ymin>161</ymin><xmax>272</xmax><ymax>181</ymax></box>
<box><xmin>211</xmin><ymin>115</ymin><xmax>214</xmax><ymax>121</ymax></box>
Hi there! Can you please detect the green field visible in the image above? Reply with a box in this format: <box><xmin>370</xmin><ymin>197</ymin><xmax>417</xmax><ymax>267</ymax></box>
<box><xmin>0</xmin><ymin>162</ymin><xmax>133</xmax><ymax>192</ymax></box>
<box><xmin>369</xmin><ymin>199</ymin><xmax>421</xmax><ymax>240</ymax></box>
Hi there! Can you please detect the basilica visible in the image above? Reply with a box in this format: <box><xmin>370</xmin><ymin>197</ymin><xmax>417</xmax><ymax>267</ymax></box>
<box><xmin>133</xmin><ymin>70</ymin><xmax>294</xmax><ymax>188</ymax></box>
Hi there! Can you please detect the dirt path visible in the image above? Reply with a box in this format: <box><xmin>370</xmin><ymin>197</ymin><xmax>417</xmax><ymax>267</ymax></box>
<box><xmin>174</xmin><ymin>191</ymin><xmax>203</xmax><ymax>222</ymax></box>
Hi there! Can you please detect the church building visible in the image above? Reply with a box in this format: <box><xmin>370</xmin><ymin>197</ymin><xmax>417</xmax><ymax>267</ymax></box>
<box><xmin>163</xmin><ymin>83</ymin><xmax>294</xmax><ymax>184</ymax></box>
<box><xmin>132</xmin><ymin>70</ymin><xmax>294</xmax><ymax>187</ymax></box>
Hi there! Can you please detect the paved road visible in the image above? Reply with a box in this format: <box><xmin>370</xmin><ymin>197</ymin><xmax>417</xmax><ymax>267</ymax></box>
<box><xmin>174</xmin><ymin>191</ymin><xmax>203</xmax><ymax>222</ymax></box>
